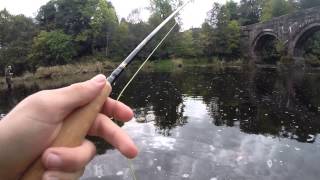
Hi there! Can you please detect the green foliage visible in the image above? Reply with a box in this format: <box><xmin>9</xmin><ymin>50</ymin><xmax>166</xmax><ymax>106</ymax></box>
<box><xmin>275</xmin><ymin>40</ymin><xmax>294</xmax><ymax>64</ymax></box>
<box><xmin>304</xmin><ymin>32</ymin><xmax>320</xmax><ymax>66</ymax></box>
<box><xmin>148</xmin><ymin>0</ymin><xmax>181</xmax><ymax>59</ymax></box>
<box><xmin>200</xmin><ymin>3</ymin><xmax>221</xmax><ymax>57</ymax></box>
<box><xmin>201</xmin><ymin>1</ymin><xmax>241</xmax><ymax>59</ymax></box>
<box><xmin>275</xmin><ymin>40</ymin><xmax>287</xmax><ymax>57</ymax></box>
<box><xmin>305</xmin><ymin>55</ymin><xmax>320</xmax><ymax>67</ymax></box>
<box><xmin>150</xmin><ymin>59</ymin><xmax>176</xmax><ymax>72</ymax></box>
<box><xmin>37</xmin><ymin>0</ymin><xmax>98</xmax><ymax>35</ymax></box>
<box><xmin>110</xmin><ymin>19</ymin><xmax>130</xmax><ymax>59</ymax></box>
<box><xmin>239</xmin><ymin>0</ymin><xmax>263</xmax><ymax>25</ymax></box>
<box><xmin>5</xmin><ymin>0</ymin><xmax>320</xmax><ymax>76</ymax></box>
<box><xmin>261</xmin><ymin>0</ymin><xmax>273</xmax><ymax>21</ymax></box>
<box><xmin>174</xmin><ymin>30</ymin><xmax>198</xmax><ymax>58</ymax></box>
<box><xmin>304</xmin><ymin>32</ymin><xmax>320</xmax><ymax>58</ymax></box>
<box><xmin>150</xmin><ymin>0</ymin><xmax>174</xmax><ymax>18</ymax></box>
<box><xmin>260</xmin><ymin>38</ymin><xmax>280</xmax><ymax>64</ymax></box>
<box><xmin>36</xmin><ymin>0</ymin><xmax>119</xmax><ymax>56</ymax></box>
<box><xmin>188</xmin><ymin>29</ymin><xmax>203</xmax><ymax>57</ymax></box>
<box><xmin>271</xmin><ymin>0</ymin><xmax>293</xmax><ymax>17</ymax></box>
<box><xmin>205</xmin><ymin>3</ymin><xmax>221</xmax><ymax>27</ymax></box>
<box><xmin>0</xmin><ymin>9</ymin><xmax>38</xmax><ymax>75</ymax></box>
<box><xmin>30</xmin><ymin>30</ymin><xmax>75</xmax><ymax>67</ymax></box>
<box><xmin>90</xmin><ymin>0</ymin><xmax>118</xmax><ymax>54</ymax></box>
<box><xmin>112</xmin><ymin>19</ymin><xmax>152</xmax><ymax>60</ymax></box>
<box><xmin>225</xmin><ymin>1</ymin><xmax>239</xmax><ymax>21</ymax></box>
<box><xmin>225</xmin><ymin>20</ymin><xmax>241</xmax><ymax>57</ymax></box>
<box><xmin>200</xmin><ymin>22</ymin><xmax>216</xmax><ymax>57</ymax></box>
<box><xmin>261</xmin><ymin>0</ymin><xmax>295</xmax><ymax>22</ymax></box>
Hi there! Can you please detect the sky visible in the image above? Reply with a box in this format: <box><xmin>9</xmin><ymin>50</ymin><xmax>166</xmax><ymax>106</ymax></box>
<box><xmin>0</xmin><ymin>0</ymin><xmax>232</xmax><ymax>30</ymax></box>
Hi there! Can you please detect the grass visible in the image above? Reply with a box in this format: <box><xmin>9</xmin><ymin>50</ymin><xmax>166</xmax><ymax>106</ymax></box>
<box><xmin>0</xmin><ymin>60</ymin><xmax>119</xmax><ymax>90</ymax></box>
<box><xmin>145</xmin><ymin>58</ymin><xmax>244</xmax><ymax>72</ymax></box>
<box><xmin>1</xmin><ymin>61</ymin><xmax>116</xmax><ymax>80</ymax></box>
<box><xmin>149</xmin><ymin>59</ymin><xmax>177</xmax><ymax>71</ymax></box>
<box><xmin>0</xmin><ymin>57</ymin><xmax>245</xmax><ymax>87</ymax></box>
<box><xmin>305</xmin><ymin>56</ymin><xmax>320</xmax><ymax>67</ymax></box>
<box><xmin>34</xmin><ymin>61</ymin><xmax>116</xmax><ymax>79</ymax></box>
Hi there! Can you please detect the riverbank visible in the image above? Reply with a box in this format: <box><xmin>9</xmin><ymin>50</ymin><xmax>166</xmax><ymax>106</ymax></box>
<box><xmin>147</xmin><ymin>58</ymin><xmax>243</xmax><ymax>71</ymax></box>
<box><xmin>0</xmin><ymin>61</ymin><xmax>115</xmax><ymax>88</ymax></box>
<box><xmin>0</xmin><ymin>58</ymin><xmax>244</xmax><ymax>89</ymax></box>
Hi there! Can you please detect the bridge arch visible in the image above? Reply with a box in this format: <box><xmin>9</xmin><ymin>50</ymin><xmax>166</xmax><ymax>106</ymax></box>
<box><xmin>251</xmin><ymin>30</ymin><xmax>279</xmax><ymax>63</ymax></box>
<box><xmin>290</xmin><ymin>23</ymin><xmax>320</xmax><ymax>57</ymax></box>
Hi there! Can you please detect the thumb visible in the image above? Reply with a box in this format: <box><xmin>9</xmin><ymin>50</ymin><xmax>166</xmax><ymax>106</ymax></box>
<box><xmin>29</xmin><ymin>74</ymin><xmax>110</xmax><ymax>123</ymax></box>
<box><xmin>0</xmin><ymin>75</ymin><xmax>109</xmax><ymax>178</ymax></box>
<box><xmin>55</xmin><ymin>74</ymin><xmax>108</xmax><ymax>107</ymax></box>
<box><xmin>47</xmin><ymin>74</ymin><xmax>109</xmax><ymax>119</ymax></box>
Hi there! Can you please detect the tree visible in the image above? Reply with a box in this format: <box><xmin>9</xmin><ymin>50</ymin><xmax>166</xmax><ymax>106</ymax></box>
<box><xmin>147</xmin><ymin>0</ymin><xmax>182</xmax><ymax>59</ymax></box>
<box><xmin>29</xmin><ymin>30</ymin><xmax>75</xmax><ymax>67</ymax></box>
<box><xmin>225</xmin><ymin>20</ymin><xmax>241</xmax><ymax>57</ymax></box>
<box><xmin>206</xmin><ymin>3</ymin><xmax>221</xmax><ymax>28</ymax></box>
<box><xmin>36</xmin><ymin>0</ymin><xmax>98</xmax><ymax>35</ymax></box>
<box><xmin>189</xmin><ymin>28</ymin><xmax>204</xmax><ymax>57</ymax></box>
<box><xmin>174</xmin><ymin>30</ymin><xmax>198</xmax><ymax>58</ymax></box>
<box><xmin>297</xmin><ymin>0</ymin><xmax>320</xmax><ymax>65</ymax></box>
<box><xmin>200</xmin><ymin>1</ymin><xmax>242</xmax><ymax>59</ymax></box>
<box><xmin>225</xmin><ymin>0</ymin><xmax>239</xmax><ymax>21</ymax></box>
<box><xmin>0</xmin><ymin>9</ymin><xmax>38</xmax><ymax>75</ymax></box>
<box><xmin>110</xmin><ymin>19</ymin><xmax>130</xmax><ymax>59</ymax></box>
<box><xmin>239</xmin><ymin>0</ymin><xmax>263</xmax><ymax>25</ymax></box>
<box><xmin>200</xmin><ymin>22</ymin><xmax>217</xmax><ymax>57</ymax></box>
<box><xmin>127</xmin><ymin>8</ymin><xmax>144</xmax><ymax>24</ymax></box>
<box><xmin>36</xmin><ymin>0</ymin><xmax>119</xmax><ymax>56</ymax></box>
<box><xmin>271</xmin><ymin>0</ymin><xmax>294</xmax><ymax>17</ymax></box>
<box><xmin>90</xmin><ymin>0</ymin><xmax>118</xmax><ymax>55</ymax></box>
<box><xmin>303</xmin><ymin>32</ymin><xmax>320</xmax><ymax>65</ymax></box>
<box><xmin>261</xmin><ymin>0</ymin><xmax>273</xmax><ymax>21</ymax></box>
<box><xmin>261</xmin><ymin>0</ymin><xmax>296</xmax><ymax>22</ymax></box>
<box><xmin>149</xmin><ymin>0</ymin><xmax>181</xmax><ymax>19</ymax></box>
<box><xmin>215</xmin><ymin>2</ymin><xmax>241</xmax><ymax>58</ymax></box>
<box><xmin>200</xmin><ymin>3</ymin><xmax>221</xmax><ymax>57</ymax></box>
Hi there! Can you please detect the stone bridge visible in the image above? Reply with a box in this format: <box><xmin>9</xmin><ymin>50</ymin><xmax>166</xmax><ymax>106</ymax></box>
<box><xmin>241</xmin><ymin>6</ymin><xmax>320</xmax><ymax>62</ymax></box>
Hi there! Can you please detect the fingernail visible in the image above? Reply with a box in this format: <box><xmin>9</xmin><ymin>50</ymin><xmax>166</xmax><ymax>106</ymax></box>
<box><xmin>91</xmin><ymin>74</ymin><xmax>106</xmax><ymax>84</ymax></box>
<box><xmin>46</xmin><ymin>153</ymin><xmax>62</xmax><ymax>169</ymax></box>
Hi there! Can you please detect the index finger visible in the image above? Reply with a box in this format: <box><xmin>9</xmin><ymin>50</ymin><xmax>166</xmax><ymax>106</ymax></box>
<box><xmin>89</xmin><ymin>114</ymin><xmax>138</xmax><ymax>159</ymax></box>
<box><xmin>102</xmin><ymin>98</ymin><xmax>134</xmax><ymax>122</ymax></box>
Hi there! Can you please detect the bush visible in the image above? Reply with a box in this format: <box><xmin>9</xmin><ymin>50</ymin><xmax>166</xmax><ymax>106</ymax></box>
<box><xmin>29</xmin><ymin>30</ymin><xmax>76</xmax><ymax>67</ymax></box>
<box><xmin>305</xmin><ymin>54</ymin><xmax>320</xmax><ymax>67</ymax></box>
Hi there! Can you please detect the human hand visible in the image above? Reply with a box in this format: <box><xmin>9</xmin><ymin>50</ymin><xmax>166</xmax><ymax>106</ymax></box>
<box><xmin>0</xmin><ymin>74</ymin><xmax>138</xmax><ymax>180</ymax></box>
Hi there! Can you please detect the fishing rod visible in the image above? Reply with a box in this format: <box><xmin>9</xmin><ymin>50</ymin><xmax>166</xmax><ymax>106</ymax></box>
<box><xmin>107</xmin><ymin>0</ymin><xmax>192</xmax><ymax>84</ymax></box>
<box><xmin>119</xmin><ymin>21</ymin><xmax>179</xmax><ymax>180</ymax></box>
<box><xmin>116</xmin><ymin>22</ymin><xmax>178</xmax><ymax>101</ymax></box>
<box><xmin>21</xmin><ymin>1</ymin><xmax>192</xmax><ymax>179</ymax></box>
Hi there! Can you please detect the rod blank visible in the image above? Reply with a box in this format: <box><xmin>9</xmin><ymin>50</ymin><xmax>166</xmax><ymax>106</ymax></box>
<box><xmin>107</xmin><ymin>0</ymin><xmax>192</xmax><ymax>84</ymax></box>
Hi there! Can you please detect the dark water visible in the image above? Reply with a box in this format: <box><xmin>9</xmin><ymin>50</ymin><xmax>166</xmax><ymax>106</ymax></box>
<box><xmin>1</xmin><ymin>66</ymin><xmax>320</xmax><ymax>180</ymax></box>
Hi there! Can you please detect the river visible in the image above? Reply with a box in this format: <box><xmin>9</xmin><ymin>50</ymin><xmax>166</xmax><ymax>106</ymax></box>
<box><xmin>1</xmin><ymin>65</ymin><xmax>320</xmax><ymax>180</ymax></box>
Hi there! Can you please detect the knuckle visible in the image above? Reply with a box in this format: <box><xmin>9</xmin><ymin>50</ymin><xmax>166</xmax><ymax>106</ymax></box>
<box><xmin>64</xmin><ymin>150</ymin><xmax>87</xmax><ymax>170</ymax></box>
<box><xmin>95</xmin><ymin>115</ymin><xmax>105</xmax><ymax>135</ymax></box>
<box><xmin>87</xmin><ymin>141</ymin><xmax>97</xmax><ymax>157</ymax></box>
<box><xmin>70</xmin><ymin>82</ymin><xmax>86</xmax><ymax>92</ymax></box>
<box><xmin>109</xmin><ymin>127</ymin><xmax>119</xmax><ymax>144</ymax></box>
<box><xmin>25</xmin><ymin>90</ymin><xmax>49</xmax><ymax>106</ymax></box>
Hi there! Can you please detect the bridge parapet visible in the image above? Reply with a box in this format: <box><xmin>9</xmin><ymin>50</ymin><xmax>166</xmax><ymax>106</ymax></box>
<box><xmin>242</xmin><ymin>6</ymin><xmax>320</xmax><ymax>60</ymax></box>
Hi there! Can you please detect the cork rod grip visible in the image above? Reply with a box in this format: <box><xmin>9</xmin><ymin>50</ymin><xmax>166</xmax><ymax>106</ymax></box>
<box><xmin>21</xmin><ymin>83</ymin><xmax>112</xmax><ymax>180</ymax></box>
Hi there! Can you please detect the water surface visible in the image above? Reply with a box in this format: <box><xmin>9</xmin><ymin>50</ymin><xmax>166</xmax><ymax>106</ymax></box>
<box><xmin>1</xmin><ymin>66</ymin><xmax>320</xmax><ymax>180</ymax></box>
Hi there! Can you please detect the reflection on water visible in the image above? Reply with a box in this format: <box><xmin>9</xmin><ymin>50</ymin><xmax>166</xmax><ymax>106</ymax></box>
<box><xmin>1</xmin><ymin>66</ymin><xmax>320</xmax><ymax>180</ymax></box>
